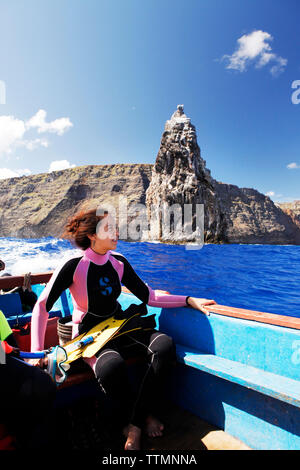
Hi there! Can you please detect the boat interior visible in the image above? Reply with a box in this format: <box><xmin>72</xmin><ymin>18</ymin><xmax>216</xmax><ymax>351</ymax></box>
<box><xmin>0</xmin><ymin>272</ymin><xmax>299</xmax><ymax>450</ymax></box>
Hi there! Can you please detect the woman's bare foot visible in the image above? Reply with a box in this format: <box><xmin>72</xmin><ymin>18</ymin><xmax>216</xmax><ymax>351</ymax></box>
<box><xmin>123</xmin><ymin>424</ymin><xmax>141</xmax><ymax>450</ymax></box>
<box><xmin>145</xmin><ymin>415</ymin><xmax>164</xmax><ymax>438</ymax></box>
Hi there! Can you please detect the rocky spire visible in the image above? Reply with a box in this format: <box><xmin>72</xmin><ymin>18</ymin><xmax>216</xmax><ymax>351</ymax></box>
<box><xmin>145</xmin><ymin>105</ymin><xmax>227</xmax><ymax>243</ymax></box>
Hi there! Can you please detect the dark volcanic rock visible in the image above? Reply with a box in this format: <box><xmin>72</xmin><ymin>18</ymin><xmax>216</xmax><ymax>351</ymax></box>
<box><xmin>0</xmin><ymin>107</ymin><xmax>299</xmax><ymax>245</ymax></box>
<box><xmin>215</xmin><ymin>184</ymin><xmax>300</xmax><ymax>244</ymax></box>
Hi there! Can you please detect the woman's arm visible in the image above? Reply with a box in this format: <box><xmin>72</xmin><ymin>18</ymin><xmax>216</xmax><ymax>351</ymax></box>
<box><xmin>30</xmin><ymin>257</ymin><xmax>81</xmax><ymax>352</ymax></box>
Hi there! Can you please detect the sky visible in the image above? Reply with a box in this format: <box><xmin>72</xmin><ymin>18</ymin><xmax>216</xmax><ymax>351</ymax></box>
<box><xmin>0</xmin><ymin>0</ymin><xmax>299</xmax><ymax>202</ymax></box>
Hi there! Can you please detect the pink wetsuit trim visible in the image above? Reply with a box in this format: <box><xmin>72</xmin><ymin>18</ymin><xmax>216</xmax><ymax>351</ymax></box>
<box><xmin>31</xmin><ymin>248</ymin><xmax>188</xmax><ymax>352</ymax></box>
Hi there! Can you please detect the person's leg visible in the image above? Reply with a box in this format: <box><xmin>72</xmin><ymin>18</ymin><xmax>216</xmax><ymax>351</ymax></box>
<box><xmin>92</xmin><ymin>331</ymin><xmax>176</xmax><ymax>449</ymax></box>
<box><xmin>0</xmin><ymin>356</ymin><xmax>56</xmax><ymax>449</ymax></box>
<box><xmin>143</xmin><ymin>332</ymin><xmax>177</xmax><ymax>437</ymax></box>
<box><xmin>120</xmin><ymin>330</ymin><xmax>176</xmax><ymax>438</ymax></box>
<box><xmin>93</xmin><ymin>346</ymin><xmax>135</xmax><ymax>428</ymax></box>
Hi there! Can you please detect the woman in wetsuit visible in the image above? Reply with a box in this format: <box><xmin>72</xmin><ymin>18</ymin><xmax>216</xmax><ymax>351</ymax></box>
<box><xmin>30</xmin><ymin>209</ymin><xmax>215</xmax><ymax>450</ymax></box>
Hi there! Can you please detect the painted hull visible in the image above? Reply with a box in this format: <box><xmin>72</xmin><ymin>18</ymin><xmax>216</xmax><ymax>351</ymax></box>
<box><xmin>118</xmin><ymin>292</ymin><xmax>300</xmax><ymax>450</ymax></box>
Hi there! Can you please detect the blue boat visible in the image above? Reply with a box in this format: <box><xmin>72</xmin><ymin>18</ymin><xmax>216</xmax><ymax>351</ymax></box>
<box><xmin>0</xmin><ymin>272</ymin><xmax>299</xmax><ymax>450</ymax></box>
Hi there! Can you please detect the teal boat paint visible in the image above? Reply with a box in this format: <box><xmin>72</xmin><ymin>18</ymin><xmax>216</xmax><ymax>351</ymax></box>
<box><xmin>118</xmin><ymin>292</ymin><xmax>300</xmax><ymax>450</ymax></box>
<box><xmin>1</xmin><ymin>286</ymin><xmax>299</xmax><ymax>449</ymax></box>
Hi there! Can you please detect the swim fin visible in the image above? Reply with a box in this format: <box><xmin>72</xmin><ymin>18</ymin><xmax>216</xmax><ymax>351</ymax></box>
<box><xmin>64</xmin><ymin>313</ymin><xmax>142</xmax><ymax>363</ymax></box>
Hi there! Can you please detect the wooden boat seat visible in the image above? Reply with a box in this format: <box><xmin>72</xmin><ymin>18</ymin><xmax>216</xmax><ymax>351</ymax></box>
<box><xmin>176</xmin><ymin>344</ymin><xmax>300</xmax><ymax>409</ymax></box>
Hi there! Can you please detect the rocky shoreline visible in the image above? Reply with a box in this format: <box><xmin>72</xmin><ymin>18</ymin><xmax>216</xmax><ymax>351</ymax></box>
<box><xmin>0</xmin><ymin>106</ymin><xmax>299</xmax><ymax>245</ymax></box>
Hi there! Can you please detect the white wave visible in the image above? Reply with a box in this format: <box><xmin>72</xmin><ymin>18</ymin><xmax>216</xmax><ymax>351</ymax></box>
<box><xmin>0</xmin><ymin>237</ymin><xmax>82</xmax><ymax>275</ymax></box>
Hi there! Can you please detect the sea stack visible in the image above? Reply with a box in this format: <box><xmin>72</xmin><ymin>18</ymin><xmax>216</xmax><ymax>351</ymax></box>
<box><xmin>145</xmin><ymin>105</ymin><xmax>226</xmax><ymax>243</ymax></box>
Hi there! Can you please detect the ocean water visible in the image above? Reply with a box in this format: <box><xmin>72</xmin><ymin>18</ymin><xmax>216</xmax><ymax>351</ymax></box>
<box><xmin>0</xmin><ymin>237</ymin><xmax>299</xmax><ymax>318</ymax></box>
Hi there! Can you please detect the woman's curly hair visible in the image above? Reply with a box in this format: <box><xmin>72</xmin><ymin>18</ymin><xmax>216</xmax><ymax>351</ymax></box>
<box><xmin>62</xmin><ymin>208</ymin><xmax>108</xmax><ymax>250</ymax></box>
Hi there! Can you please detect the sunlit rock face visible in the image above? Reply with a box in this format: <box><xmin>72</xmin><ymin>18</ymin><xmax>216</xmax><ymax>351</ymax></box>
<box><xmin>277</xmin><ymin>201</ymin><xmax>300</xmax><ymax>231</ymax></box>
<box><xmin>0</xmin><ymin>164</ymin><xmax>152</xmax><ymax>238</ymax></box>
<box><xmin>0</xmin><ymin>105</ymin><xmax>299</xmax><ymax>245</ymax></box>
<box><xmin>146</xmin><ymin>105</ymin><xmax>227</xmax><ymax>243</ymax></box>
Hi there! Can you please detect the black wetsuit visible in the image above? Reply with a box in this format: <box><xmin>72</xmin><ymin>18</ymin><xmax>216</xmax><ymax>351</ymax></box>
<box><xmin>31</xmin><ymin>247</ymin><xmax>188</xmax><ymax>429</ymax></box>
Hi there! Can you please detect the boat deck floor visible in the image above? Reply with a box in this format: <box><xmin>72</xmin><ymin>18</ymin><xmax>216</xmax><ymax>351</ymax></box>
<box><xmin>57</xmin><ymin>397</ymin><xmax>250</xmax><ymax>450</ymax></box>
<box><xmin>141</xmin><ymin>402</ymin><xmax>250</xmax><ymax>451</ymax></box>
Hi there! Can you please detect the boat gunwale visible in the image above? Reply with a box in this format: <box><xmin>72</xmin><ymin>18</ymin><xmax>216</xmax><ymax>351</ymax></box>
<box><xmin>0</xmin><ymin>272</ymin><xmax>299</xmax><ymax>330</ymax></box>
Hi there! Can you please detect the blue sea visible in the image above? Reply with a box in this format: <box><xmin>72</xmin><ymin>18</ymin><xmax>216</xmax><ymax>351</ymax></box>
<box><xmin>0</xmin><ymin>237</ymin><xmax>299</xmax><ymax>318</ymax></box>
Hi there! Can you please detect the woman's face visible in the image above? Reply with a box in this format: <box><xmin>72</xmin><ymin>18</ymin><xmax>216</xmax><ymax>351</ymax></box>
<box><xmin>89</xmin><ymin>215</ymin><xmax>119</xmax><ymax>253</ymax></box>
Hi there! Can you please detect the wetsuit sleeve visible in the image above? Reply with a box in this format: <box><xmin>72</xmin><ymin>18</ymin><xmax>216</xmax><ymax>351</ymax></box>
<box><xmin>116</xmin><ymin>255</ymin><xmax>188</xmax><ymax>308</ymax></box>
<box><xmin>31</xmin><ymin>257</ymin><xmax>81</xmax><ymax>351</ymax></box>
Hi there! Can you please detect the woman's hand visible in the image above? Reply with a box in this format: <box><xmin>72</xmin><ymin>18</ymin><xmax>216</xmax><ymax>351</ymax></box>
<box><xmin>22</xmin><ymin>272</ymin><xmax>32</xmax><ymax>291</ymax></box>
<box><xmin>186</xmin><ymin>297</ymin><xmax>216</xmax><ymax>316</ymax></box>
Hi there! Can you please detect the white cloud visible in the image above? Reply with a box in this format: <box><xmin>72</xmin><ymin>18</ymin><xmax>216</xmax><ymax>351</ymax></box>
<box><xmin>222</xmin><ymin>30</ymin><xmax>287</xmax><ymax>75</ymax></box>
<box><xmin>269</xmin><ymin>56</ymin><xmax>288</xmax><ymax>77</ymax></box>
<box><xmin>0</xmin><ymin>167</ymin><xmax>31</xmax><ymax>180</ymax></box>
<box><xmin>287</xmin><ymin>162</ymin><xmax>300</xmax><ymax>169</ymax></box>
<box><xmin>0</xmin><ymin>158</ymin><xmax>76</xmax><ymax>179</ymax></box>
<box><xmin>265</xmin><ymin>190</ymin><xmax>283</xmax><ymax>201</ymax></box>
<box><xmin>48</xmin><ymin>159</ymin><xmax>76</xmax><ymax>172</ymax></box>
<box><xmin>19</xmin><ymin>138</ymin><xmax>49</xmax><ymax>151</ymax></box>
<box><xmin>26</xmin><ymin>109</ymin><xmax>73</xmax><ymax>135</ymax></box>
<box><xmin>0</xmin><ymin>109</ymin><xmax>73</xmax><ymax>158</ymax></box>
<box><xmin>0</xmin><ymin>115</ymin><xmax>26</xmax><ymax>155</ymax></box>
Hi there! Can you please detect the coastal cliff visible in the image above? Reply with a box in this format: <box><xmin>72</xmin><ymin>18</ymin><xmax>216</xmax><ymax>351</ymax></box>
<box><xmin>0</xmin><ymin>164</ymin><xmax>152</xmax><ymax>238</ymax></box>
<box><xmin>215</xmin><ymin>184</ymin><xmax>300</xmax><ymax>244</ymax></box>
<box><xmin>0</xmin><ymin>106</ymin><xmax>299</xmax><ymax>244</ymax></box>
<box><xmin>145</xmin><ymin>105</ymin><xmax>300</xmax><ymax>245</ymax></box>
<box><xmin>276</xmin><ymin>201</ymin><xmax>300</xmax><ymax>231</ymax></box>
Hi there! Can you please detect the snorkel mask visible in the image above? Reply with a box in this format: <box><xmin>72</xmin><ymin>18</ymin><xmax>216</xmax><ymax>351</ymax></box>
<box><xmin>1</xmin><ymin>341</ymin><xmax>70</xmax><ymax>385</ymax></box>
<box><xmin>46</xmin><ymin>345</ymin><xmax>70</xmax><ymax>385</ymax></box>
